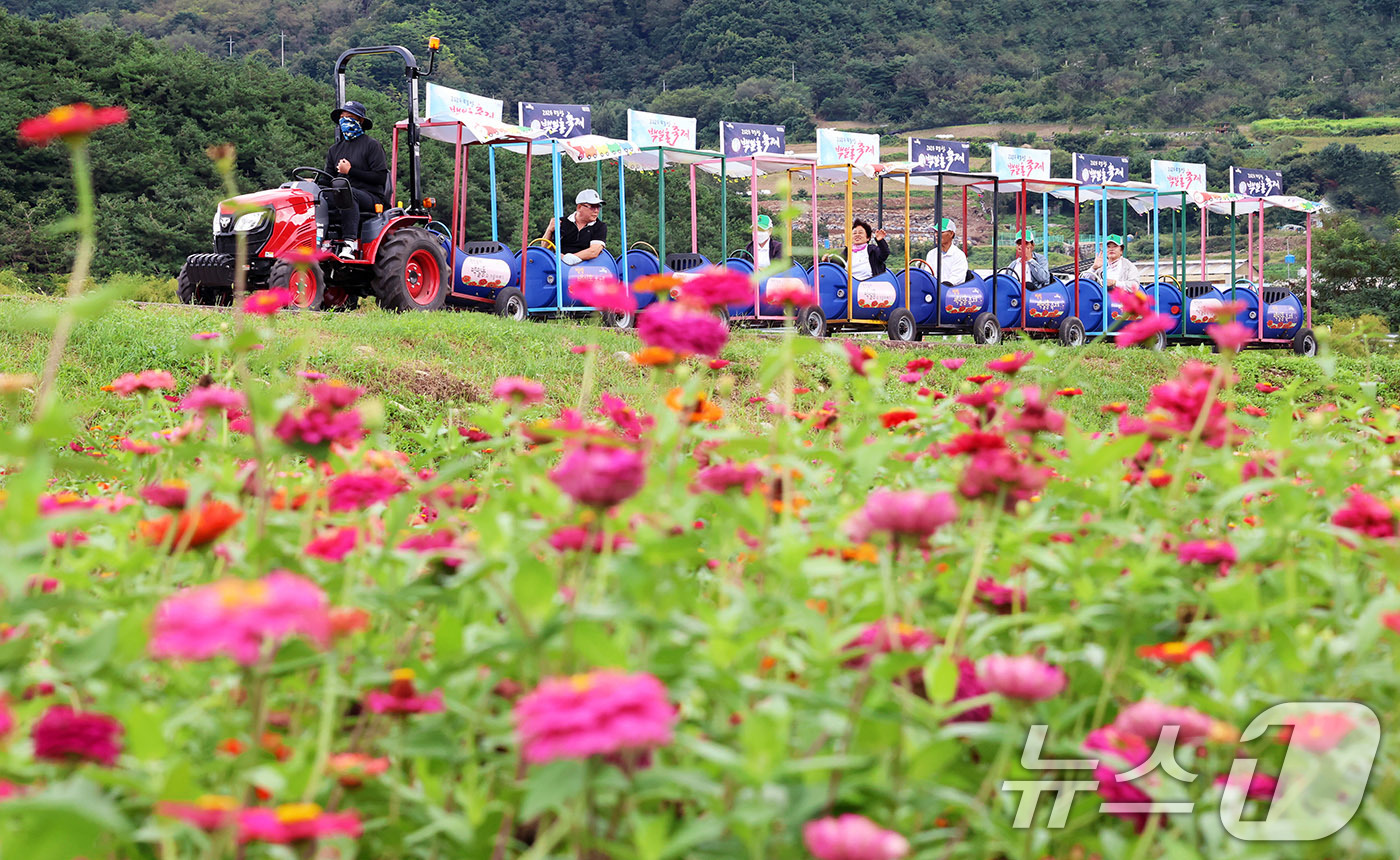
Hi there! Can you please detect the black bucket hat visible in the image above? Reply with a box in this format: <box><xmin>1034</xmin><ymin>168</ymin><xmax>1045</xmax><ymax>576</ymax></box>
<box><xmin>332</xmin><ymin>101</ymin><xmax>372</xmax><ymax>130</ymax></box>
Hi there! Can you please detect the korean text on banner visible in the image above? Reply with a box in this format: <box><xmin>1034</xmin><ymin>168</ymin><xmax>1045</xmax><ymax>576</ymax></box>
<box><xmin>909</xmin><ymin>138</ymin><xmax>970</xmax><ymax>173</ymax></box>
<box><xmin>626</xmin><ymin>109</ymin><xmax>697</xmax><ymax>150</ymax></box>
<box><xmin>720</xmin><ymin>121</ymin><xmax>786</xmax><ymax>156</ymax></box>
<box><xmin>425</xmin><ymin>83</ymin><xmax>503</xmax><ymax>122</ymax></box>
<box><xmin>990</xmin><ymin>144</ymin><xmax>1051</xmax><ymax>181</ymax></box>
<box><xmin>1072</xmin><ymin>153</ymin><xmax>1130</xmax><ymax>186</ymax></box>
<box><xmin>816</xmin><ymin>128</ymin><xmax>880</xmax><ymax>168</ymax></box>
<box><xmin>1230</xmin><ymin>167</ymin><xmax>1284</xmax><ymax>197</ymax></box>
<box><xmin>1151</xmin><ymin>159</ymin><xmax>1207</xmax><ymax>193</ymax></box>
<box><xmin>518</xmin><ymin>102</ymin><xmax>591</xmax><ymax>140</ymax></box>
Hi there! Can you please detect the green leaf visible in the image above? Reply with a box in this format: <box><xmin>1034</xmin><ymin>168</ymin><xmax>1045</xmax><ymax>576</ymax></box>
<box><xmin>660</xmin><ymin>816</ymin><xmax>725</xmax><ymax>860</ymax></box>
<box><xmin>924</xmin><ymin>656</ymin><xmax>959</xmax><ymax>705</ymax></box>
<box><xmin>632</xmin><ymin>813</ymin><xmax>670</xmax><ymax>860</ymax></box>
<box><xmin>520</xmin><ymin>759</ymin><xmax>586</xmax><ymax>820</ymax></box>
<box><xmin>512</xmin><ymin>558</ymin><xmax>557</xmax><ymax>622</ymax></box>
<box><xmin>0</xmin><ymin>778</ymin><xmax>130</xmax><ymax>860</ymax></box>
<box><xmin>53</xmin><ymin>615</ymin><xmax>120</xmax><ymax>678</ymax></box>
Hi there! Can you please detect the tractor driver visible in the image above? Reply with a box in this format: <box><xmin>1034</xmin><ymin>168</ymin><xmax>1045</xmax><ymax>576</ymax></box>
<box><xmin>323</xmin><ymin>101</ymin><xmax>389</xmax><ymax>259</ymax></box>
<box><xmin>537</xmin><ymin>190</ymin><xmax>608</xmax><ymax>265</ymax></box>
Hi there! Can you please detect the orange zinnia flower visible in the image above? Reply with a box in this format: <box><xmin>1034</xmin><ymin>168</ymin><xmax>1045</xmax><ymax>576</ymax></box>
<box><xmin>630</xmin><ymin>273</ymin><xmax>684</xmax><ymax>295</ymax></box>
<box><xmin>665</xmin><ymin>388</ymin><xmax>723</xmax><ymax>423</ymax></box>
<box><xmin>632</xmin><ymin>346</ymin><xmax>678</xmax><ymax>367</ymax></box>
<box><xmin>138</xmin><ymin>500</ymin><xmax>242</xmax><ymax>550</ymax></box>
<box><xmin>1136</xmin><ymin>640</ymin><xmax>1213</xmax><ymax>664</ymax></box>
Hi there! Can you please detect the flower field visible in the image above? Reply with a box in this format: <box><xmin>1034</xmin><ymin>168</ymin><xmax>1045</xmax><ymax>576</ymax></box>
<box><xmin>4</xmin><ymin>109</ymin><xmax>1400</xmax><ymax>860</ymax></box>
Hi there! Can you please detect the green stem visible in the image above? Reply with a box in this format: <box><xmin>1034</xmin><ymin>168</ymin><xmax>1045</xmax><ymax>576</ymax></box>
<box><xmin>34</xmin><ymin>142</ymin><xmax>95</xmax><ymax>420</ymax></box>
<box><xmin>1165</xmin><ymin>353</ymin><xmax>1229</xmax><ymax>509</ymax></box>
<box><xmin>300</xmin><ymin>650</ymin><xmax>340</xmax><ymax>802</ymax></box>
<box><xmin>937</xmin><ymin>500</ymin><xmax>1002</xmax><ymax>665</ymax></box>
<box><xmin>576</xmin><ymin>325</ymin><xmax>601</xmax><ymax>411</ymax></box>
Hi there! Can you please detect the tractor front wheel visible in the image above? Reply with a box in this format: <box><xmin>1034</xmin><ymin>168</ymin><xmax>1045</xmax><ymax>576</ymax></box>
<box><xmin>176</xmin><ymin>264</ymin><xmax>199</xmax><ymax>305</ymax></box>
<box><xmin>268</xmin><ymin>260</ymin><xmax>325</xmax><ymax>311</ymax></box>
<box><xmin>371</xmin><ymin>229</ymin><xmax>449</xmax><ymax>312</ymax></box>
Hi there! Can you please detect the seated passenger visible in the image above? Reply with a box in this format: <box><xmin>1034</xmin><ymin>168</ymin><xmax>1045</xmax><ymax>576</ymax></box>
<box><xmin>1007</xmin><ymin>228</ymin><xmax>1052</xmax><ymax>288</ymax></box>
<box><xmin>745</xmin><ymin>214</ymin><xmax>783</xmax><ymax>268</ymax></box>
<box><xmin>1086</xmin><ymin>234</ymin><xmax>1140</xmax><ymax>289</ymax></box>
<box><xmin>925</xmin><ymin>218</ymin><xmax>968</xmax><ymax>285</ymax></box>
<box><xmin>843</xmin><ymin>218</ymin><xmax>890</xmax><ymax>280</ymax></box>
<box><xmin>537</xmin><ymin>189</ymin><xmax>607</xmax><ymax>265</ymax></box>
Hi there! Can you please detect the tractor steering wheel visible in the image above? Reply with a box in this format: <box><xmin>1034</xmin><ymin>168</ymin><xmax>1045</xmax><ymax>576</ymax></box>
<box><xmin>290</xmin><ymin>166</ymin><xmax>338</xmax><ymax>185</ymax></box>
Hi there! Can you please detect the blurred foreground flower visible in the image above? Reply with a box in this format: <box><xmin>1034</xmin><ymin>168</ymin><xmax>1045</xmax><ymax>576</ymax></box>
<box><xmin>18</xmin><ymin>102</ymin><xmax>127</xmax><ymax>147</ymax></box>
<box><xmin>32</xmin><ymin>705</ymin><xmax>123</xmax><ymax>766</ymax></box>
<box><xmin>803</xmin><ymin>814</ymin><xmax>909</xmax><ymax>860</ymax></box>
<box><xmin>149</xmin><ymin>572</ymin><xmax>330</xmax><ymax>665</ymax></box>
<box><xmin>514</xmin><ymin>670</ymin><xmax>675</xmax><ymax>765</ymax></box>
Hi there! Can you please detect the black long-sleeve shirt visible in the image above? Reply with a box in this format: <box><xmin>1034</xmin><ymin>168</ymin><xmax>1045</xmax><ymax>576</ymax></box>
<box><xmin>324</xmin><ymin>134</ymin><xmax>389</xmax><ymax>204</ymax></box>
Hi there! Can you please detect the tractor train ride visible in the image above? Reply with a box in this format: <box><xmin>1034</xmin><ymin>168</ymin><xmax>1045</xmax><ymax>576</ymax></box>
<box><xmin>177</xmin><ymin>40</ymin><xmax>1324</xmax><ymax>356</ymax></box>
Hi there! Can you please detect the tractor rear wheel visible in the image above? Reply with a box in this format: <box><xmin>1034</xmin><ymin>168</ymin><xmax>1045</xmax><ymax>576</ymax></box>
<box><xmin>267</xmin><ymin>260</ymin><xmax>324</xmax><ymax>311</ymax></box>
<box><xmin>371</xmin><ymin>229</ymin><xmax>448</xmax><ymax>312</ymax></box>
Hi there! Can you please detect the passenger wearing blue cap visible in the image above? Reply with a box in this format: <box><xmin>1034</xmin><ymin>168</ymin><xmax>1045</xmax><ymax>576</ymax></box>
<box><xmin>1087</xmin><ymin>235</ymin><xmax>1140</xmax><ymax>288</ymax></box>
<box><xmin>1008</xmin><ymin>228</ymin><xmax>1052</xmax><ymax>288</ymax></box>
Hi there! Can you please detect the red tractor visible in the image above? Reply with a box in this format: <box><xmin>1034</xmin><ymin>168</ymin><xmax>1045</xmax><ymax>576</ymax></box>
<box><xmin>178</xmin><ymin>43</ymin><xmax>449</xmax><ymax>312</ymax></box>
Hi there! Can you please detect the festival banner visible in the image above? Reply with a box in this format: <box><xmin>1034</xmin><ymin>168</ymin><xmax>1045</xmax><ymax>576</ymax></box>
<box><xmin>989</xmin><ymin>144</ymin><xmax>1051</xmax><ymax>181</ymax></box>
<box><xmin>909</xmin><ymin>138</ymin><xmax>970</xmax><ymax>173</ymax></box>
<box><xmin>720</xmin><ymin>121</ymin><xmax>786</xmax><ymax>156</ymax></box>
<box><xmin>627</xmin><ymin>109</ymin><xmax>697</xmax><ymax>150</ymax></box>
<box><xmin>1151</xmin><ymin>158</ymin><xmax>1207</xmax><ymax>193</ymax></box>
<box><xmin>816</xmin><ymin>128</ymin><xmax>880</xmax><ymax>168</ymax></box>
<box><xmin>1072</xmin><ymin>152</ymin><xmax>1130</xmax><ymax>186</ymax></box>
<box><xmin>425</xmin><ymin>83</ymin><xmax>503</xmax><ymax>122</ymax></box>
<box><xmin>518</xmin><ymin>102</ymin><xmax>591</xmax><ymax>139</ymax></box>
<box><xmin>1230</xmin><ymin>166</ymin><xmax>1284</xmax><ymax>197</ymax></box>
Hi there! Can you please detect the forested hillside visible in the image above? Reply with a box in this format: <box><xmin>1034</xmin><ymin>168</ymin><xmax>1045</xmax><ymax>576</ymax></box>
<box><xmin>6</xmin><ymin>0</ymin><xmax>1399</xmax><ymax>134</ymax></box>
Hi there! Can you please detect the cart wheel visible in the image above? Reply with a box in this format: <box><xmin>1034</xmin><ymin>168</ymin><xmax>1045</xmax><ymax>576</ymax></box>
<box><xmin>713</xmin><ymin>306</ymin><xmax>730</xmax><ymax>329</ymax></box>
<box><xmin>886</xmin><ymin>308</ymin><xmax>920</xmax><ymax>342</ymax></box>
<box><xmin>1140</xmin><ymin>329</ymin><xmax>1167</xmax><ymax>351</ymax></box>
<box><xmin>1057</xmin><ymin>315</ymin><xmax>1086</xmax><ymax>347</ymax></box>
<box><xmin>601</xmin><ymin>309</ymin><xmax>636</xmax><ymax>330</ymax></box>
<box><xmin>802</xmin><ymin>307</ymin><xmax>828</xmax><ymax>338</ymax></box>
<box><xmin>972</xmin><ymin>312</ymin><xmax>1001</xmax><ymax>346</ymax></box>
<box><xmin>493</xmin><ymin>286</ymin><xmax>527</xmax><ymax>321</ymax></box>
<box><xmin>1292</xmin><ymin>327</ymin><xmax>1317</xmax><ymax>357</ymax></box>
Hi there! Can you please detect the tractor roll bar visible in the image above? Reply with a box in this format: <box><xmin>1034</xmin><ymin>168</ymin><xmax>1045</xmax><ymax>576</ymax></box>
<box><xmin>333</xmin><ymin>44</ymin><xmax>438</xmax><ymax>216</ymax></box>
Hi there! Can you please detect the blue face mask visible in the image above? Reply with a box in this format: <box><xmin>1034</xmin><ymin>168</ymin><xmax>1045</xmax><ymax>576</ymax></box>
<box><xmin>338</xmin><ymin>116</ymin><xmax>363</xmax><ymax>140</ymax></box>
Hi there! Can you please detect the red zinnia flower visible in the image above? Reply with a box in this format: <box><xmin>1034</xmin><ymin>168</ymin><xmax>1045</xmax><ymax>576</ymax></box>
<box><xmin>1056</xmin><ymin>387</ymin><xmax>1083</xmax><ymax>397</ymax></box>
<box><xmin>18</xmin><ymin>103</ymin><xmax>128</xmax><ymax>147</ymax></box>
<box><xmin>986</xmin><ymin>351</ymin><xmax>1033</xmax><ymax>375</ymax></box>
<box><xmin>844</xmin><ymin>340</ymin><xmax>877</xmax><ymax>377</ymax></box>
<box><xmin>966</xmin><ymin>374</ymin><xmax>993</xmax><ymax>384</ymax></box>
<box><xmin>880</xmin><ymin>409</ymin><xmax>918</xmax><ymax>429</ymax></box>
<box><xmin>1136</xmin><ymin>641</ymin><xmax>1213</xmax><ymax>664</ymax></box>
<box><xmin>305</xmin><ymin>526</ymin><xmax>359</xmax><ymax>562</ymax></box>
<box><xmin>243</xmin><ymin>289</ymin><xmax>294</xmax><ymax>316</ymax></box>
<box><xmin>906</xmin><ymin>357</ymin><xmax>934</xmax><ymax>373</ymax></box>
<box><xmin>138</xmin><ymin>499</ymin><xmax>242</xmax><ymax>550</ymax></box>
<box><xmin>1255</xmin><ymin>382</ymin><xmax>1280</xmax><ymax>394</ymax></box>
<box><xmin>365</xmin><ymin>669</ymin><xmax>445</xmax><ymax>715</ymax></box>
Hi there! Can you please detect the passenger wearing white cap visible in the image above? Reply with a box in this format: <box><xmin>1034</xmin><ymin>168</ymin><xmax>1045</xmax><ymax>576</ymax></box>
<box><xmin>538</xmin><ymin>189</ymin><xmax>608</xmax><ymax>265</ymax></box>
<box><xmin>925</xmin><ymin>217</ymin><xmax>968</xmax><ymax>285</ymax></box>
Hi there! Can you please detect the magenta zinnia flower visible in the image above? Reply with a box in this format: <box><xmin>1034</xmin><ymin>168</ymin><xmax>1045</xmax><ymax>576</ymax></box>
<box><xmin>1215</xmin><ymin>770</ymin><xmax>1278</xmax><ymax>802</ymax></box>
<box><xmin>1332</xmin><ymin>489</ymin><xmax>1397</xmax><ymax>540</ymax></box>
<box><xmin>31</xmin><ymin>705</ymin><xmax>123</xmax><ymax>767</ymax></box>
<box><xmin>986</xmin><ymin>350</ymin><xmax>1033</xmax><ymax>375</ymax></box>
<box><xmin>364</xmin><ymin>669</ymin><xmax>445</xmax><ymax>715</ymax></box>
<box><xmin>305</xmin><ymin>526</ymin><xmax>359</xmax><ymax>562</ymax></box>
<box><xmin>180</xmin><ymin>385</ymin><xmax>247</xmax><ymax>414</ymax></box>
<box><xmin>1114</xmin><ymin>313</ymin><xmax>1173</xmax><ymax>348</ymax></box>
<box><xmin>845</xmin><ymin>489</ymin><xmax>958</xmax><ymax>545</ymax></box>
<box><xmin>107</xmin><ymin>369</ymin><xmax>176</xmax><ymax>396</ymax></box>
<box><xmin>843</xmin><ymin>620</ymin><xmax>934</xmax><ymax>669</ymax></box>
<box><xmin>243</xmin><ymin>288</ymin><xmax>293</xmax><ymax>316</ymax></box>
<box><xmin>674</xmin><ymin>267</ymin><xmax>754</xmax><ymax>309</ymax></box>
<box><xmin>1176</xmin><ymin>539</ymin><xmax>1236</xmax><ymax>575</ymax></box>
<box><xmin>149</xmin><ymin>572</ymin><xmax>331</xmax><ymax>665</ymax></box>
<box><xmin>514</xmin><ymin>670</ymin><xmax>676</xmax><ymax>765</ymax></box>
<box><xmin>492</xmin><ymin>376</ymin><xmax>546</xmax><ymax>406</ymax></box>
<box><xmin>803</xmin><ymin>814</ymin><xmax>909</xmax><ymax>860</ymax></box>
<box><xmin>1112</xmin><ymin>700</ymin><xmax>1218</xmax><ymax>745</ymax></box>
<box><xmin>549</xmin><ymin>443</ymin><xmax>647</xmax><ymax>508</ymax></box>
<box><xmin>327</xmin><ymin>471</ymin><xmax>406</xmax><ymax>512</ymax></box>
<box><xmin>572</xmin><ymin>274</ymin><xmax>638</xmax><ymax>314</ymax></box>
<box><xmin>237</xmin><ymin>804</ymin><xmax>361</xmax><ymax>844</ymax></box>
<box><xmin>637</xmin><ymin>301</ymin><xmax>729</xmax><ymax>357</ymax></box>
<box><xmin>1208</xmin><ymin>321</ymin><xmax>1253</xmax><ymax>354</ymax></box>
<box><xmin>548</xmin><ymin>525</ymin><xmax>632</xmax><ymax>553</ymax></box>
<box><xmin>692</xmin><ymin>461</ymin><xmax>766</xmax><ymax>495</ymax></box>
<box><xmin>978</xmin><ymin>654</ymin><xmax>1067</xmax><ymax>701</ymax></box>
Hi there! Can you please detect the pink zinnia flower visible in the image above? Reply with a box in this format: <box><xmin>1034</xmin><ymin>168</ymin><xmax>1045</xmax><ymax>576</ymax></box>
<box><xmin>158</xmin><ymin>795</ymin><xmax>241</xmax><ymax>831</ymax></box>
<box><xmin>1209</xmin><ymin>321</ymin><xmax>1252</xmax><ymax>354</ymax></box>
<box><xmin>692</xmin><ymin>461</ymin><xmax>766</xmax><ymax>495</ymax></box>
<box><xmin>327</xmin><ymin>752</ymin><xmax>391</xmax><ymax>788</ymax></box>
<box><xmin>514</xmin><ymin>670</ymin><xmax>676</xmax><ymax>765</ymax></box>
<box><xmin>120</xmin><ymin>437</ymin><xmax>161</xmax><ymax>454</ymax></box>
<box><xmin>803</xmin><ymin>814</ymin><xmax>909</xmax><ymax>860</ymax></box>
<box><xmin>1114</xmin><ymin>313</ymin><xmax>1173</xmax><ymax>348</ymax></box>
<box><xmin>1332</xmin><ymin>490</ymin><xmax>1396</xmax><ymax>540</ymax></box>
<box><xmin>237</xmin><ymin>804</ymin><xmax>361</xmax><ymax>844</ymax></box>
<box><xmin>1112</xmin><ymin>700</ymin><xmax>1218</xmax><ymax>745</ymax></box>
<box><xmin>399</xmin><ymin>530</ymin><xmax>468</xmax><ymax>568</ymax></box>
<box><xmin>978</xmin><ymin>654</ymin><xmax>1067</xmax><ymax>701</ymax></box>
<box><xmin>1147</xmin><ymin>362</ymin><xmax>1242</xmax><ymax>448</ymax></box>
<box><xmin>975</xmin><ymin>577</ymin><xmax>1026</xmax><ymax>613</ymax></box>
<box><xmin>572</xmin><ymin>274</ymin><xmax>638</xmax><ymax>314</ymax></box>
<box><xmin>243</xmin><ymin>289</ymin><xmax>293</xmax><ymax>316</ymax></box>
<box><xmin>106</xmin><ymin>369</ymin><xmax>176</xmax><ymax>396</ymax></box>
<box><xmin>843</xmin><ymin>619</ymin><xmax>934</xmax><ymax>669</ymax></box>
<box><xmin>492</xmin><ymin>376</ymin><xmax>546</xmax><ymax>406</ymax></box>
<box><xmin>307</xmin><ymin>381</ymin><xmax>363</xmax><ymax>410</ymax></box>
<box><xmin>958</xmin><ymin>448</ymin><xmax>1050</xmax><ymax>511</ymax></box>
<box><xmin>274</xmin><ymin>407</ymin><xmax>366</xmax><ymax>450</ymax></box>
<box><xmin>597</xmin><ymin>392</ymin><xmax>654</xmax><ymax>441</ymax></box>
<box><xmin>31</xmin><ymin>705</ymin><xmax>123</xmax><ymax>767</ymax></box>
<box><xmin>1215</xmin><ymin>770</ymin><xmax>1278</xmax><ymax>802</ymax></box>
<box><xmin>547</xmin><ymin>525</ymin><xmax>631</xmax><ymax>553</ymax></box>
<box><xmin>844</xmin><ymin>341</ymin><xmax>876</xmax><ymax>377</ymax></box>
<box><xmin>1255</xmin><ymin>382</ymin><xmax>1280</xmax><ymax>393</ymax></box>
<box><xmin>845</xmin><ymin>489</ymin><xmax>958</xmax><ymax>545</ymax></box>
<box><xmin>149</xmin><ymin>572</ymin><xmax>331</xmax><ymax>665</ymax></box>
<box><xmin>897</xmin><ymin>371</ymin><xmax>922</xmax><ymax>384</ymax></box>
<box><xmin>141</xmin><ymin>481</ymin><xmax>189</xmax><ymax>509</ymax></box>
<box><xmin>364</xmin><ymin>668</ymin><xmax>445</xmax><ymax>715</ymax></box>
<box><xmin>327</xmin><ymin>471</ymin><xmax>406</xmax><ymax>512</ymax></box>
<box><xmin>765</xmin><ymin>279</ymin><xmax>819</xmax><ymax>307</ymax></box>
<box><xmin>674</xmin><ymin>268</ymin><xmax>753</xmax><ymax>309</ymax></box>
<box><xmin>1006</xmin><ymin>386</ymin><xmax>1065</xmax><ymax>435</ymax></box>
<box><xmin>986</xmin><ymin>350</ymin><xmax>1033</xmax><ymax>375</ymax></box>
<box><xmin>1111</xmin><ymin>286</ymin><xmax>1154</xmax><ymax>319</ymax></box>
<box><xmin>180</xmin><ymin>385</ymin><xmax>246</xmax><ymax>414</ymax></box>
<box><xmin>637</xmin><ymin>301</ymin><xmax>729</xmax><ymax>357</ymax></box>
<box><xmin>940</xmin><ymin>357</ymin><xmax>966</xmax><ymax>371</ymax></box>
<box><xmin>1176</xmin><ymin>539</ymin><xmax>1236</xmax><ymax>575</ymax></box>
<box><xmin>305</xmin><ymin>526</ymin><xmax>359</xmax><ymax>562</ymax></box>
<box><xmin>549</xmin><ymin>443</ymin><xmax>647</xmax><ymax>508</ymax></box>
<box><xmin>0</xmin><ymin>698</ymin><xmax>12</xmax><ymax>740</ymax></box>
<box><xmin>1281</xmin><ymin>711</ymin><xmax>1356</xmax><ymax>752</ymax></box>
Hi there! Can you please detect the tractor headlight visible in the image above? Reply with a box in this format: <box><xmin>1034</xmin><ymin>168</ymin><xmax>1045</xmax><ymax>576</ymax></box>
<box><xmin>233</xmin><ymin>210</ymin><xmax>269</xmax><ymax>232</ymax></box>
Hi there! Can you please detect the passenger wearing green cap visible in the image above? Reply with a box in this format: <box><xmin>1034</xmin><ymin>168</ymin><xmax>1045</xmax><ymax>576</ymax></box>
<box><xmin>924</xmin><ymin>217</ymin><xmax>968</xmax><ymax>285</ymax></box>
<box><xmin>1008</xmin><ymin>228</ymin><xmax>1052</xmax><ymax>288</ymax></box>
<box><xmin>1087</xmin><ymin>234</ymin><xmax>1140</xmax><ymax>289</ymax></box>
<box><xmin>745</xmin><ymin>214</ymin><xmax>782</xmax><ymax>268</ymax></box>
